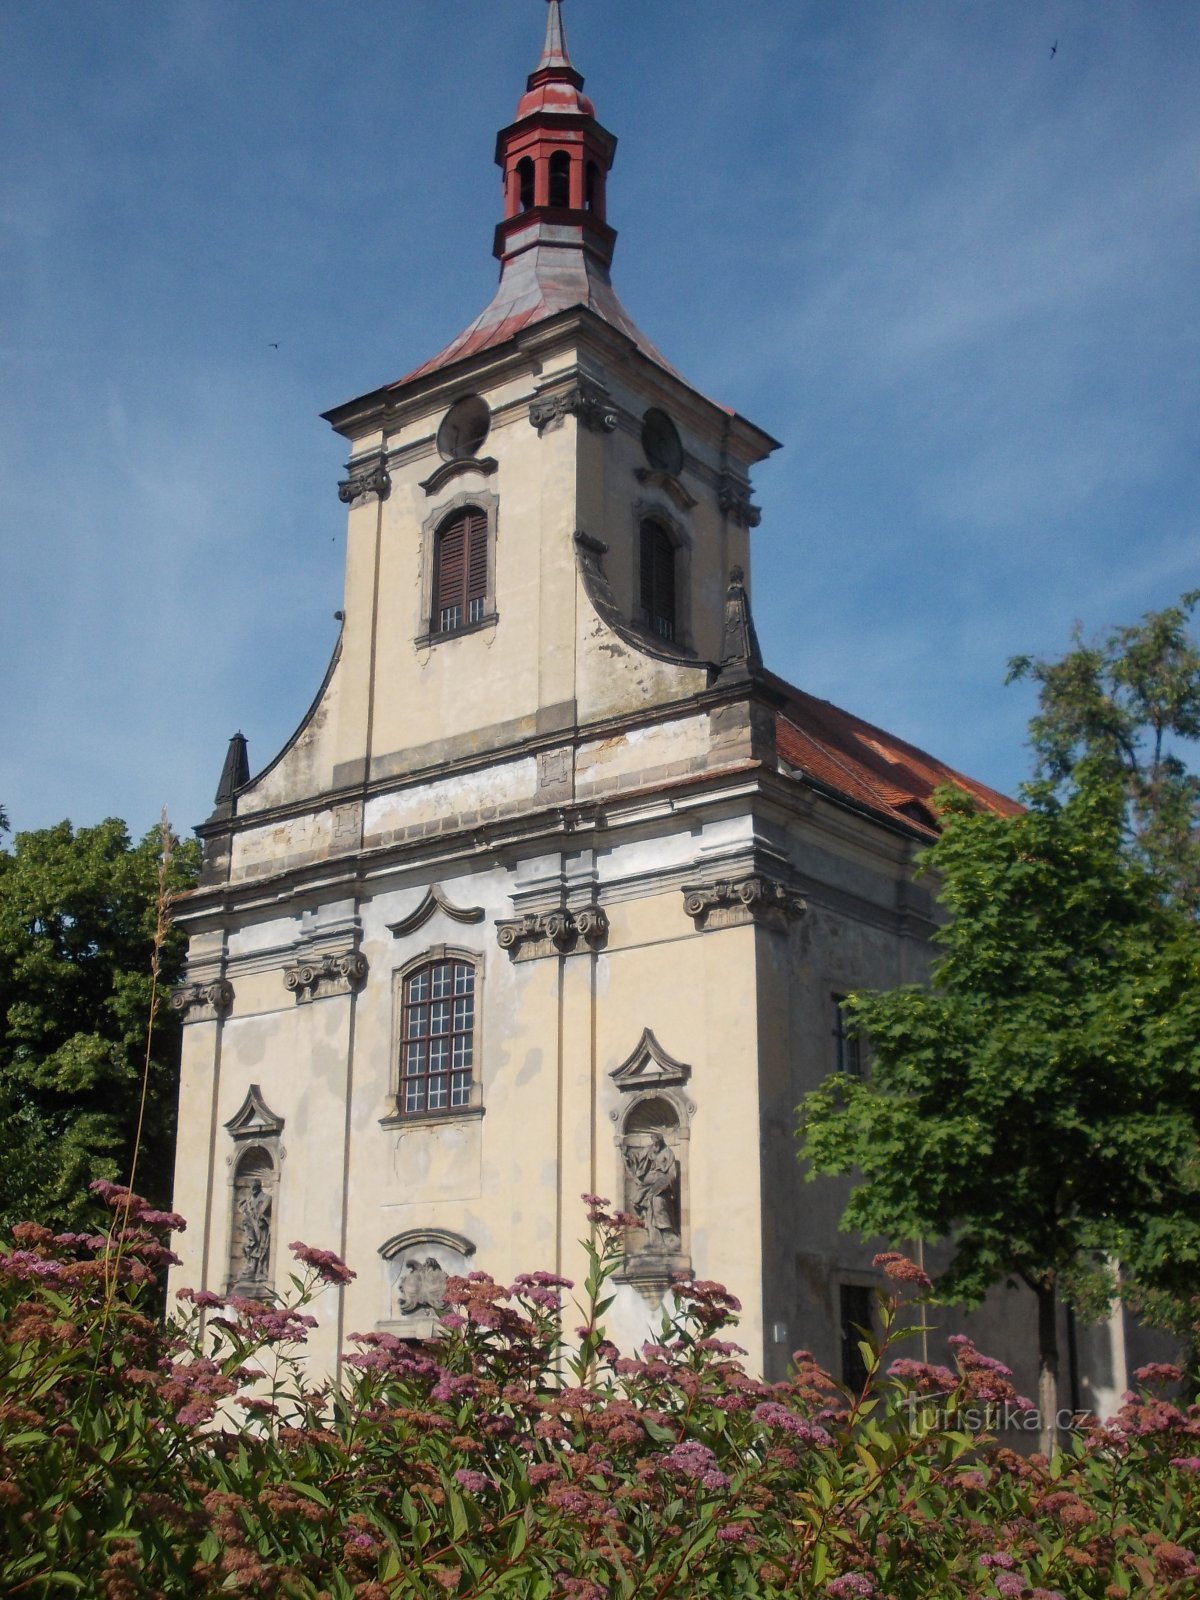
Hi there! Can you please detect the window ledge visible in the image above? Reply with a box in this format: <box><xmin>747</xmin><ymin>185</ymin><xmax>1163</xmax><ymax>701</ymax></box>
<box><xmin>415</xmin><ymin>612</ymin><xmax>498</xmax><ymax>650</ymax></box>
<box><xmin>380</xmin><ymin>1103</ymin><xmax>486</xmax><ymax>1130</ymax></box>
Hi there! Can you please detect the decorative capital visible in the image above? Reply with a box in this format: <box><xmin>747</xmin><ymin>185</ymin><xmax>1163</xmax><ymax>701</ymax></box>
<box><xmin>283</xmin><ymin>950</ymin><xmax>369</xmax><ymax>1003</ymax></box>
<box><xmin>496</xmin><ymin>903</ymin><xmax>608</xmax><ymax>961</ymax></box>
<box><xmin>170</xmin><ymin>979</ymin><xmax>234</xmax><ymax>1023</ymax></box>
<box><xmin>529</xmin><ymin>381</ymin><xmax>618</xmax><ymax>435</ymax></box>
<box><xmin>682</xmin><ymin>873</ymin><xmax>806</xmax><ymax>934</ymax></box>
<box><xmin>338</xmin><ymin>461</ymin><xmax>391</xmax><ymax>505</ymax></box>
<box><xmin>717</xmin><ymin>476</ymin><xmax>761</xmax><ymax>528</ymax></box>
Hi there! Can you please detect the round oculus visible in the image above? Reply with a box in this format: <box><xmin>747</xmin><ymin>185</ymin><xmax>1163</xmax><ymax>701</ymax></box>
<box><xmin>641</xmin><ymin>408</ymin><xmax>684</xmax><ymax>476</ymax></box>
<box><xmin>437</xmin><ymin>395</ymin><xmax>491</xmax><ymax>462</ymax></box>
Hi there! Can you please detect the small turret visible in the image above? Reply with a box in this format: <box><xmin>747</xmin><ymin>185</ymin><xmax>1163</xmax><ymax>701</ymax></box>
<box><xmin>494</xmin><ymin>0</ymin><xmax>617</xmax><ymax>269</ymax></box>
<box><xmin>214</xmin><ymin>731</ymin><xmax>249</xmax><ymax>809</ymax></box>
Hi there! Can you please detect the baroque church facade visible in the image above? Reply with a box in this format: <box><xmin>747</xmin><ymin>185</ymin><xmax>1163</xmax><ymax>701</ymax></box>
<box><xmin>170</xmin><ymin>3</ymin><xmax>1136</xmax><ymax>1412</ymax></box>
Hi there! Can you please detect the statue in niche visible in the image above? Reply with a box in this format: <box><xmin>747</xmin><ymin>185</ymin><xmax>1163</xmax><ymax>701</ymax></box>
<box><xmin>238</xmin><ymin>1178</ymin><xmax>272</xmax><ymax>1284</ymax></box>
<box><xmin>624</xmin><ymin>1131</ymin><xmax>680</xmax><ymax>1252</ymax></box>
<box><xmin>396</xmin><ymin>1256</ymin><xmax>449</xmax><ymax>1316</ymax></box>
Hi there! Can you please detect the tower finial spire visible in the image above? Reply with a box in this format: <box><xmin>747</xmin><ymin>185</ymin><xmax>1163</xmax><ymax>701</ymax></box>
<box><xmin>538</xmin><ymin>0</ymin><xmax>572</xmax><ymax>72</ymax></box>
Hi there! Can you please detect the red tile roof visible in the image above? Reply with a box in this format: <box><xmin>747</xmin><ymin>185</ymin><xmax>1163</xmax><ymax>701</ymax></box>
<box><xmin>769</xmin><ymin>673</ymin><xmax>1021</xmax><ymax>834</ymax></box>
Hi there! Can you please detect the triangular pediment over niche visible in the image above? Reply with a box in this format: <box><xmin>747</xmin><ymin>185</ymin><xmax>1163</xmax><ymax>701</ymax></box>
<box><xmin>388</xmin><ymin>884</ymin><xmax>486</xmax><ymax>939</ymax></box>
<box><xmin>224</xmin><ymin>1084</ymin><xmax>285</xmax><ymax>1141</ymax></box>
<box><xmin>610</xmin><ymin>1029</ymin><xmax>692</xmax><ymax>1092</ymax></box>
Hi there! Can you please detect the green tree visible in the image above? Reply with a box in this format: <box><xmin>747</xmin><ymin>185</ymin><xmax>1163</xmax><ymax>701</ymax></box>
<box><xmin>1008</xmin><ymin>590</ymin><xmax>1200</xmax><ymax>904</ymax></box>
<box><xmin>798</xmin><ymin>767</ymin><xmax>1200</xmax><ymax>1451</ymax></box>
<box><xmin>0</xmin><ymin>815</ymin><xmax>200</xmax><ymax>1229</ymax></box>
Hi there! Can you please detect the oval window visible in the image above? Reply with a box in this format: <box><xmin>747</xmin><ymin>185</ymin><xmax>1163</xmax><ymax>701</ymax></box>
<box><xmin>641</xmin><ymin>408</ymin><xmax>684</xmax><ymax>477</ymax></box>
<box><xmin>437</xmin><ymin>395</ymin><xmax>491</xmax><ymax>462</ymax></box>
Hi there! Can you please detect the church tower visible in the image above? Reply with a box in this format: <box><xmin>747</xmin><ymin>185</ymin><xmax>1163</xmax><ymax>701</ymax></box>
<box><xmin>171</xmin><ymin>4</ymin><xmax>1109</xmax><ymax>1403</ymax></box>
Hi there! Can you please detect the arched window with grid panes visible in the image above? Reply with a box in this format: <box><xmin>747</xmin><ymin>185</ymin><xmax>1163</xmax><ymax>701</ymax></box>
<box><xmin>433</xmin><ymin>506</ymin><xmax>488</xmax><ymax>635</ymax></box>
<box><xmin>398</xmin><ymin>954</ymin><xmax>477</xmax><ymax>1117</ymax></box>
<box><xmin>639</xmin><ymin>517</ymin><xmax>677</xmax><ymax>641</ymax></box>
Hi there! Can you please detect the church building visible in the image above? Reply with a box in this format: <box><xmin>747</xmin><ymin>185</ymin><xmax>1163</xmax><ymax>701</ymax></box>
<box><xmin>169</xmin><ymin>3</ymin><xmax>1134</xmax><ymax>1411</ymax></box>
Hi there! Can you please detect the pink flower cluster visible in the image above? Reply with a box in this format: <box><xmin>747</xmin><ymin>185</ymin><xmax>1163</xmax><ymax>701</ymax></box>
<box><xmin>662</xmin><ymin>1438</ymin><xmax>730</xmax><ymax>1493</ymax></box>
<box><xmin>287</xmin><ymin>1241</ymin><xmax>355</xmax><ymax>1286</ymax></box>
<box><xmin>872</xmin><ymin>1250</ymin><xmax>932</xmax><ymax>1291</ymax></box>
<box><xmin>752</xmin><ymin>1400</ymin><xmax>834</xmax><ymax>1448</ymax></box>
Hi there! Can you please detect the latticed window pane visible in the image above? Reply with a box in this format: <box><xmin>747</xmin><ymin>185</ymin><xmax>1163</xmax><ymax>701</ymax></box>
<box><xmin>399</xmin><ymin>959</ymin><xmax>477</xmax><ymax>1117</ymax></box>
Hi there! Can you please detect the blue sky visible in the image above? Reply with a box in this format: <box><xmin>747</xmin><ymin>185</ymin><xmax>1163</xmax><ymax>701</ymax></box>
<box><xmin>1</xmin><ymin>1</ymin><xmax>1197</xmax><ymax>840</ymax></box>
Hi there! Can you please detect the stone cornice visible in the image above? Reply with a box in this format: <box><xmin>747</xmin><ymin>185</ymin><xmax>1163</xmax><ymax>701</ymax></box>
<box><xmin>323</xmin><ymin>308</ymin><xmax>779</xmax><ymax>467</ymax></box>
<box><xmin>177</xmin><ymin>794</ymin><xmax>936</xmax><ymax>957</ymax></box>
<box><xmin>195</xmin><ymin>673</ymin><xmax>777</xmax><ymax>844</ymax></box>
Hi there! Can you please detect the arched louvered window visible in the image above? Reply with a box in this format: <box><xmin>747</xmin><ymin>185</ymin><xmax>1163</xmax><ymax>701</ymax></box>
<box><xmin>516</xmin><ymin>157</ymin><xmax>535</xmax><ymax>212</ymax></box>
<box><xmin>639</xmin><ymin>518</ymin><xmax>676</xmax><ymax>641</ymax></box>
<box><xmin>434</xmin><ymin>506</ymin><xmax>488</xmax><ymax>635</ymax></box>
<box><xmin>549</xmin><ymin>150</ymin><xmax>571</xmax><ymax>209</ymax></box>
<box><xmin>399</xmin><ymin>956</ymin><xmax>476</xmax><ymax>1117</ymax></box>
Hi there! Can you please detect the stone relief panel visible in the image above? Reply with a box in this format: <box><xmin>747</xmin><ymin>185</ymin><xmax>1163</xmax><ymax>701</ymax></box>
<box><xmin>378</xmin><ymin>1229</ymin><xmax>475</xmax><ymax>1339</ymax></box>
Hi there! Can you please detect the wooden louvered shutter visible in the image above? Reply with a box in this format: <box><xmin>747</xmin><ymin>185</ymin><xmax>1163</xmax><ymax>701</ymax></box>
<box><xmin>435</xmin><ymin>517</ymin><xmax>467</xmax><ymax>632</ymax></box>
<box><xmin>639</xmin><ymin>520</ymin><xmax>676</xmax><ymax>640</ymax></box>
<box><xmin>466</xmin><ymin>510</ymin><xmax>488</xmax><ymax>622</ymax></box>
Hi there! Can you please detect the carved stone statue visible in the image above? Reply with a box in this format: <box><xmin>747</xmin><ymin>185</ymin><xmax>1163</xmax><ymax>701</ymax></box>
<box><xmin>396</xmin><ymin>1255</ymin><xmax>450</xmax><ymax>1317</ymax></box>
<box><xmin>625</xmin><ymin>1132</ymin><xmax>680</xmax><ymax>1252</ymax></box>
<box><xmin>238</xmin><ymin>1178</ymin><xmax>272</xmax><ymax>1283</ymax></box>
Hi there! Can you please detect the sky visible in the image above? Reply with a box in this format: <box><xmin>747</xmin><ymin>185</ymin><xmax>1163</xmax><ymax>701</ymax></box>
<box><xmin>1</xmin><ymin>0</ymin><xmax>1197</xmax><ymax>842</ymax></box>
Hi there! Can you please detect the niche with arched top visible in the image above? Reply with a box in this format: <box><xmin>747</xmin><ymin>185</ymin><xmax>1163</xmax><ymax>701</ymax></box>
<box><xmin>228</xmin><ymin>1144</ymin><xmax>277</xmax><ymax>1297</ymax></box>
<box><xmin>616</xmin><ymin>1091</ymin><xmax>692</xmax><ymax>1289</ymax></box>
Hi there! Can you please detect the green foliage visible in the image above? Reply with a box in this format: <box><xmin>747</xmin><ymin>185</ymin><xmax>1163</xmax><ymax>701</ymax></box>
<box><xmin>800</xmin><ymin>770</ymin><xmax>1200</xmax><ymax>1317</ymax></box>
<box><xmin>801</xmin><ymin>595</ymin><xmax>1200</xmax><ymax>1413</ymax></box>
<box><xmin>1008</xmin><ymin>590</ymin><xmax>1200</xmax><ymax>903</ymax></box>
<box><xmin>1</xmin><ymin>1193</ymin><xmax>1198</xmax><ymax>1599</ymax></box>
<box><xmin>0</xmin><ymin>817</ymin><xmax>200</xmax><ymax>1230</ymax></box>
